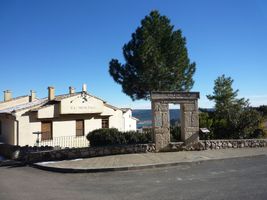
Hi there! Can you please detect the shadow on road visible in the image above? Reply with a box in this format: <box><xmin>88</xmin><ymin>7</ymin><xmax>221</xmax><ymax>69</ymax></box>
<box><xmin>0</xmin><ymin>160</ymin><xmax>26</xmax><ymax>168</ymax></box>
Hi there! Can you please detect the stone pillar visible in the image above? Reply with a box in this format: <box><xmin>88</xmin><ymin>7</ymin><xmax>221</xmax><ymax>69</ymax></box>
<box><xmin>181</xmin><ymin>100</ymin><xmax>199</xmax><ymax>144</ymax></box>
<box><xmin>180</xmin><ymin>103</ymin><xmax>185</xmax><ymax>141</ymax></box>
<box><xmin>152</xmin><ymin>101</ymin><xmax>170</xmax><ymax>151</ymax></box>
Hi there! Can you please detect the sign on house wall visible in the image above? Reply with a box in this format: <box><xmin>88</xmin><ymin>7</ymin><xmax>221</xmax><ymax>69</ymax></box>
<box><xmin>60</xmin><ymin>94</ymin><xmax>104</xmax><ymax>114</ymax></box>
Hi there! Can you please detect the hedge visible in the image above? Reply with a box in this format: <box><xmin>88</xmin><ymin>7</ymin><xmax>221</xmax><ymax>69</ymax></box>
<box><xmin>86</xmin><ymin>128</ymin><xmax>152</xmax><ymax>147</ymax></box>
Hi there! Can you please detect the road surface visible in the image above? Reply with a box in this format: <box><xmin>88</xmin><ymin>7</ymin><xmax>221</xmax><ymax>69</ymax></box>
<box><xmin>0</xmin><ymin>155</ymin><xmax>267</xmax><ymax>200</ymax></box>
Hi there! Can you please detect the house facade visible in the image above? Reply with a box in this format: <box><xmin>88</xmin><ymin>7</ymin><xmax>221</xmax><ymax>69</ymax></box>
<box><xmin>0</xmin><ymin>85</ymin><xmax>138</xmax><ymax>147</ymax></box>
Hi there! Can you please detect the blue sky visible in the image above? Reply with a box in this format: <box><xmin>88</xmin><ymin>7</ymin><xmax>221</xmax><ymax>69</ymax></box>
<box><xmin>0</xmin><ymin>0</ymin><xmax>267</xmax><ymax>109</ymax></box>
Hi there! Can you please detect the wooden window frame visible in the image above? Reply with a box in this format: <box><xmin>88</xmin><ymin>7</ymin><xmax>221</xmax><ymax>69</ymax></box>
<box><xmin>102</xmin><ymin>117</ymin><xmax>109</xmax><ymax>129</ymax></box>
<box><xmin>76</xmin><ymin>120</ymin><xmax>84</xmax><ymax>137</ymax></box>
<box><xmin>41</xmin><ymin>121</ymin><xmax>53</xmax><ymax>141</ymax></box>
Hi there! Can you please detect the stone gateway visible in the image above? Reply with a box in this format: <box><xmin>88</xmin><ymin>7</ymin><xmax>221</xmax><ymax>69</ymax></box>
<box><xmin>151</xmin><ymin>91</ymin><xmax>200</xmax><ymax>151</ymax></box>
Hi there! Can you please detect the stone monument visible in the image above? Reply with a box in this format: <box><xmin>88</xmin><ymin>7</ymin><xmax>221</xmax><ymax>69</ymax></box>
<box><xmin>151</xmin><ymin>91</ymin><xmax>200</xmax><ymax>151</ymax></box>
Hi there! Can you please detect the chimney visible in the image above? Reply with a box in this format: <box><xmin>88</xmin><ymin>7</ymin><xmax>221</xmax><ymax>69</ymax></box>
<box><xmin>29</xmin><ymin>90</ymin><xmax>36</xmax><ymax>102</ymax></box>
<box><xmin>82</xmin><ymin>84</ymin><xmax>87</xmax><ymax>93</ymax></box>
<box><xmin>48</xmin><ymin>86</ymin><xmax>55</xmax><ymax>101</ymax></box>
<box><xmin>3</xmin><ymin>90</ymin><xmax>12</xmax><ymax>101</ymax></box>
<box><xmin>69</xmin><ymin>86</ymin><xmax>75</xmax><ymax>94</ymax></box>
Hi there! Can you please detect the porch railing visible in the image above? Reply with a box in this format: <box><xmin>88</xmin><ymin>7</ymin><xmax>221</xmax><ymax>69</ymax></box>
<box><xmin>38</xmin><ymin>136</ymin><xmax>89</xmax><ymax>148</ymax></box>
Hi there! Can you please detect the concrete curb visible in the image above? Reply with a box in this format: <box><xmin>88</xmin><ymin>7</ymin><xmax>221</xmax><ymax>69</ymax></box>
<box><xmin>31</xmin><ymin>154</ymin><xmax>267</xmax><ymax>173</ymax></box>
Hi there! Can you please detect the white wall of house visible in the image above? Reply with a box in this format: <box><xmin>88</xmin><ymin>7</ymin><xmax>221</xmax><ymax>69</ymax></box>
<box><xmin>38</xmin><ymin>104</ymin><xmax>59</xmax><ymax>119</ymax></box>
<box><xmin>60</xmin><ymin>94</ymin><xmax>104</xmax><ymax>114</ymax></box>
<box><xmin>53</xmin><ymin>120</ymin><xmax>76</xmax><ymax>137</ymax></box>
<box><xmin>17</xmin><ymin>113</ymin><xmax>40</xmax><ymax>146</ymax></box>
<box><xmin>84</xmin><ymin>117</ymin><xmax>102</xmax><ymax>134</ymax></box>
<box><xmin>0</xmin><ymin>115</ymin><xmax>15</xmax><ymax>145</ymax></box>
<box><xmin>123</xmin><ymin>110</ymin><xmax>137</xmax><ymax>132</ymax></box>
<box><xmin>109</xmin><ymin>109</ymin><xmax>124</xmax><ymax>131</ymax></box>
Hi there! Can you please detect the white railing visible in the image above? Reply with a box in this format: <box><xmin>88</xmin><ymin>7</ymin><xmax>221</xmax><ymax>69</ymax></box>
<box><xmin>39</xmin><ymin>136</ymin><xmax>89</xmax><ymax>148</ymax></box>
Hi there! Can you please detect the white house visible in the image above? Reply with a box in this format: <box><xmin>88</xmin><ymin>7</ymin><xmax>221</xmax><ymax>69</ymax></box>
<box><xmin>0</xmin><ymin>84</ymin><xmax>138</xmax><ymax>147</ymax></box>
<box><xmin>122</xmin><ymin>108</ymin><xmax>139</xmax><ymax>132</ymax></box>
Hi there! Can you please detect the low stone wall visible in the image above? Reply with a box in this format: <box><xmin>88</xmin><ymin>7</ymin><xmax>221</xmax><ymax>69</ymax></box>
<box><xmin>169</xmin><ymin>139</ymin><xmax>267</xmax><ymax>151</ymax></box>
<box><xmin>202</xmin><ymin>139</ymin><xmax>267</xmax><ymax>150</ymax></box>
<box><xmin>24</xmin><ymin>143</ymin><xmax>156</xmax><ymax>163</ymax></box>
<box><xmin>0</xmin><ymin>143</ymin><xmax>20</xmax><ymax>159</ymax></box>
<box><xmin>0</xmin><ymin>143</ymin><xmax>54</xmax><ymax>159</ymax></box>
<box><xmin>2</xmin><ymin>139</ymin><xmax>267</xmax><ymax>163</ymax></box>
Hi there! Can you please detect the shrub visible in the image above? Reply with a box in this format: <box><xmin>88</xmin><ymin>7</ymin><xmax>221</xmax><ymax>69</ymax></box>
<box><xmin>170</xmin><ymin>126</ymin><xmax>181</xmax><ymax>142</ymax></box>
<box><xmin>86</xmin><ymin>128</ymin><xmax>152</xmax><ymax>147</ymax></box>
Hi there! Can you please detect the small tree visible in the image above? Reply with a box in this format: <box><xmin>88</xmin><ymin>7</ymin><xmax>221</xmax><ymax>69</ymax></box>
<box><xmin>207</xmin><ymin>74</ymin><xmax>248</xmax><ymax>118</ymax></box>
<box><xmin>207</xmin><ymin>75</ymin><xmax>263</xmax><ymax>139</ymax></box>
<box><xmin>109</xmin><ymin>10</ymin><xmax>196</xmax><ymax>100</ymax></box>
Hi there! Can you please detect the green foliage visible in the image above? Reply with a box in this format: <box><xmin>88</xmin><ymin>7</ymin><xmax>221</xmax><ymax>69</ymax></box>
<box><xmin>205</xmin><ymin>75</ymin><xmax>264</xmax><ymax>139</ymax></box>
<box><xmin>254</xmin><ymin>105</ymin><xmax>267</xmax><ymax>118</ymax></box>
<box><xmin>170</xmin><ymin>126</ymin><xmax>181</xmax><ymax>142</ymax></box>
<box><xmin>86</xmin><ymin>128</ymin><xmax>152</xmax><ymax>147</ymax></box>
<box><xmin>207</xmin><ymin>74</ymin><xmax>248</xmax><ymax>118</ymax></box>
<box><xmin>109</xmin><ymin>10</ymin><xmax>196</xmax><ymax>100</ymax></box>
<box><xmin>199</xmin><ymin>111</ymin><xmax>215</xmax><ymax>140</ymax></box>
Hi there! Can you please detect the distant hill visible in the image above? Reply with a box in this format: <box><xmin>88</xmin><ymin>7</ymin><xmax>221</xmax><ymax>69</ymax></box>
<box><xmin>132</xmin><ymin>109</ymin><xmax>180</xmax><ymax>128</ymax></box>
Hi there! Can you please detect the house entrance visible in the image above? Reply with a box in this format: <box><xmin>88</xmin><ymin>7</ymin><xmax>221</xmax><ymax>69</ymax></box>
<box><xmin>151</xmin><ymin>91</ymin><xmax>200</xmax><ymax>151</ymax></box>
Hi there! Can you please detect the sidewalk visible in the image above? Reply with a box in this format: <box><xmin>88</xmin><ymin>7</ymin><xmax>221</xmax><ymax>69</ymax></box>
<box><xmin>33</xmin><ymin>148</ymin><xmax>267</xmax><ymax>173</ymax></box>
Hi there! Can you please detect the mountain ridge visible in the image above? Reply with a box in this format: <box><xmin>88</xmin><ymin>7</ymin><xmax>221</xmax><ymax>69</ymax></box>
<box><xmin>132</xmin><ymin>109</ymin><xmax>180</xmax><ymax>128</ymax></box>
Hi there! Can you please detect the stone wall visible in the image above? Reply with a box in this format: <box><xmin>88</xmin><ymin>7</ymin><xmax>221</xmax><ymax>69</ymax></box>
<box><xmin>22</xmin><ymin>143</ymin><xmax>156</xmax><ymax>163</ymax></box>
<box><xmin>169</xmin><ymin>139</ymin><xmax>267</xmax><ymax>151</ymax></box>
<box><xmin>25</xmin><ymin>139</ymin><xmax>267</xmax><ymax>163</ymax></box>
<box><xmin>0</xmin><ymin>143</ymin><xmax>54</xmax><ymax>159</ymax></box>
<box><xmin>202</xmin><ymin>139</ymin><xmax>267</xmax><ymax>150</ymax></box>
<box><xmin>0</xmin><ymin>143</ymin><xmax>20</xmax><ymax>159</ymax></box>
<box><xmin>2</xmin><ymin>139</ymin><xmax>267</xmax><ymax>163</ymax></box>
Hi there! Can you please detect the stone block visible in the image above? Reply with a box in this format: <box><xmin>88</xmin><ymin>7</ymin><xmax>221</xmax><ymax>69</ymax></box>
<box><xmin>183</xmin><ymin>104</ymin><xmax>197</xmax><ymax>111</ymax></box>
<box><xmin>191</xmin><ymin>113</ymin><xmax>199</xmax><ymax>127</ymax></box>
<box><xmin>183</xmin><ymin>112</ymin><xmax>192</xmax><ymax>126</ymax></box>
<box><xmin>185</xmin><ymin>127</ymin><xmax>199</xmax><ymax>133</ymax></box>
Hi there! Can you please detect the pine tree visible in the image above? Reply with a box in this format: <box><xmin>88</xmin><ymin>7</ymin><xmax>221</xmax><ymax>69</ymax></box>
<box><xmin>207</xmin><ymin>74</ymin><xmax>248</xmax><ymax>118</ymax></box>
<box><xmin>109</xmin><ymin>10</ymin><xmax>196</xmax><ymax>100</ymax></box>
<box><xmin>207</xmin><ymin>75</ymin><xmax>262</xmax><ymax>139</ymax></box>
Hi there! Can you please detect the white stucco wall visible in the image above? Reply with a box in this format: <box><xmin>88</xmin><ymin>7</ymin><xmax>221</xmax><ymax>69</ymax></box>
<box><xmin>17</xmin><ymin>114</ymin><xmax>39</xmax><ymax>146</ymax></box>
<box><xmin>123</xmin><ymin>110</ymin><xmax>137</xmax><ymax>132</ymax></box>
<box><xmin>0</xmin><ymin>115</ymin><xmax>15</xmax><ymax>145</ymax></box>
<box><xmin>84</xmin><ymin>117</ymin><xmax>102</xmax><ymax>134</ymax></box>
<box><xmin>38</xmin><ymin>104</ymin><xmax>59</xmax><ymax>119</ymax></box>
<box><xmin>53</xmin><ymin>120</ymin><xmax>76</xmax><ymax>137</ymax></box>
<box><xmin>109</xmin><ymin>109</ymin><xmax>124</xmax><ymax>131</ymax></box>
<box><xmin>60</xmin><ymin>94</ymin><xmax>104</xmax><ymax>114</ymax></box>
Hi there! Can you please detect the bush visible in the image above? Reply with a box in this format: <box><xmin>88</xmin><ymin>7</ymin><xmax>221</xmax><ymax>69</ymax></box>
<box><xmin>170</xmin><ymin>126</ymin><xmax>181</xmax><ymax>142</ymax></box>
<box><xmin>86</xmin><ymin>128</ymin><xmax>153</xmax><ymax>147</ymax></box>
<box><xmin>198</xmin><ymin>107</ymin><xmax>265</xmax><ymax>139</ymax></box>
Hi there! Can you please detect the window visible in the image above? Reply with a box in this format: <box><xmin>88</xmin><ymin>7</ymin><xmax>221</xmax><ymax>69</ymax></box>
<box><xmin>102</xmin><ymin>118</ymin><xmax>109</xmax><ymax>128</ymax></box>
<box><xmin>41</xmin><ymin>121</ymin><xmax>52</xmax><ymax>140</ymax></box>
<box><xmin>76</xmin><ymin>120</ymin><xmax>84</xmax><ymax>136</ymax></box>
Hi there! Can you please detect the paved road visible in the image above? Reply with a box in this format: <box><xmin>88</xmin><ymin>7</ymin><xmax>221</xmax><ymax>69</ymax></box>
<box><xmin>1</xmin><ymin>155</ymin><xmax>267</xmax><ymax>200</ymax></box>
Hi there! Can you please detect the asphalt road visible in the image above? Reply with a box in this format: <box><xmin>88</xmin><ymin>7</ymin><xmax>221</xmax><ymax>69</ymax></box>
<box><xmin>1</xmin><ymin>155</ymin><xmax>267</xmax><ymax>200</ymax></box>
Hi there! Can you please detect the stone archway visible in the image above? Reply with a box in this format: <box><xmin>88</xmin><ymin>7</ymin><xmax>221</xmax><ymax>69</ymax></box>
<box><xmin>151</xmin><ymin>91</ymin><xmax>200</xmax><ymax>151</ymax></box>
